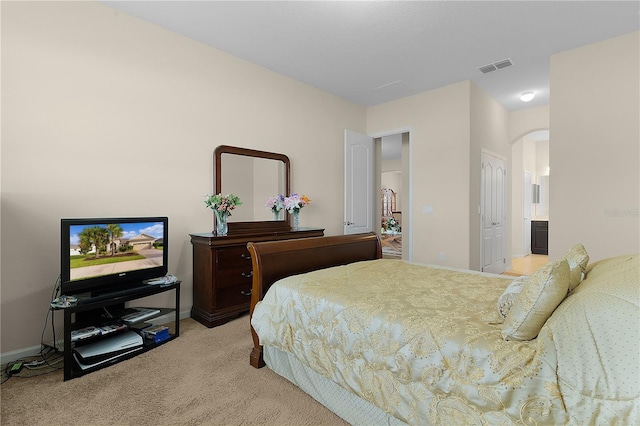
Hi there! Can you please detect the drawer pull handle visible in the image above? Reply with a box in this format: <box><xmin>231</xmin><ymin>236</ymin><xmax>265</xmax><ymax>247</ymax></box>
<box><xmin>240</xmin><ymin>254</ymin><xmax>251</xmax><ymax>260</ymax></box>
<box><xmin>241</xmin><ymin>289</ymin><xmax>252</xmax><ymax>296</ymax></box>
<box><xmin>241</xmin><ymin>271</ymin><xmax>253</xmax><ymax>278</ymax></box>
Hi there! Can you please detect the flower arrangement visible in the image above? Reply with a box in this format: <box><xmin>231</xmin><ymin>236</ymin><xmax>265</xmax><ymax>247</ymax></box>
<box><xmin>204</xmin><ymin>193</ymin><xmax>243</xmax><ymax>215</ymax></box>
<box><xmin>284</xmin><ymin>193</ymin><xmax>310</xmax><ymax>213</ymax></box>
<box><xmin>265</xmin><ymin>195</ymin><xmax>285</xmax><ymax>213</ymax></box>
<box><xmin>382</xmin><ymin>217</ymin><xmax>400</xmax><ymax>233</ymax></box>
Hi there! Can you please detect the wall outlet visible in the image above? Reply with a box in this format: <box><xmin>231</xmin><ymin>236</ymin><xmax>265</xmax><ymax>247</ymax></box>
<box><xmin>43</xmin><ymin>340</ymin><xmax>64</xmax><ymax>352</ymax></box>
<box><xmin>439</xmin><ymin>252</ymin><xmax>445</xmax><ymax>261</ymax></box>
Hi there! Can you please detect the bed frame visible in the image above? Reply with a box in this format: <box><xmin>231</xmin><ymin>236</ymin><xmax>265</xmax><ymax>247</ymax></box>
<box><xmin>247</xmin><ymin>232</ymin><xmax>382</xmax><ymax>368</ymax></box>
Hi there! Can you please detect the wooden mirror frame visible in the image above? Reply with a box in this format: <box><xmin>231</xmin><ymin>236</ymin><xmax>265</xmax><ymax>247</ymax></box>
<box><xmin>214</xmin><ymin>145</ymin><xmax>291</xmax><ymax>234</ymax></box>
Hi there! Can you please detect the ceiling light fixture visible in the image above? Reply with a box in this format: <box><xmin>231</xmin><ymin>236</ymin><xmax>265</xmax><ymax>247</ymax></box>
<box><xmin>520</xmin><ymin>91</ymin><xmax>535</xmax><ymax>102</ymax></box>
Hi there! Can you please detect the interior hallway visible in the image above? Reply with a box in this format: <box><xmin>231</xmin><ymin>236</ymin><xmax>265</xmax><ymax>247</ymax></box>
<box><xmin>504</xmin><ymin>254</ymin><xmax>548</xmax><ymax>276</ymax></box>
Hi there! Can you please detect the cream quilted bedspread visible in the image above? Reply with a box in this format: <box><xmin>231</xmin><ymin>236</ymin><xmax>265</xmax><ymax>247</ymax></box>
<box><xmin>544</xmin><ymin>254</ymin><xmax>639</xmax><ymax>424</ymax></box>
<box><xmin>252</xmin><ymin>260</ymin><xmax>570</xmax><ymax>425</ymax></box>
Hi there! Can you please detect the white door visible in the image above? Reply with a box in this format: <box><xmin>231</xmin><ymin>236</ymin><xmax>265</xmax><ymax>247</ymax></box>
<box><xmin>344</xmin><ymin>129</ymin><xmax>374</xmax><ymax>234</ymax></box>
<box><xmin>523</xmin><ymin>170</ymin><xmax>532</xmax><ymax>256</ymax></box>
<box><xmin>481</xmin><ymin>152</ymin><xmax>506</xmax><ymax>273</ymax></box>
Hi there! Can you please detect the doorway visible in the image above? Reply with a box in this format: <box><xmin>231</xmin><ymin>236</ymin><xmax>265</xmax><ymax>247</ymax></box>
<box><xmin>344</xmin><ymin>129</ymin><xmax>411</xmax><ymax>261</ymax></box>
<box><xmin>380</xmin><ymin>134</ymin><xmax>404</xmax><ymax>259</ymax></box>
<box><xmin>510</xmin><ymin>130</ymin><xmax>549</xmax><ymax>261</ymax></box>
<box><xmin>523</xmin><ymin>170</ymin><xmax>532</xmax><ymax>256</ymax></box>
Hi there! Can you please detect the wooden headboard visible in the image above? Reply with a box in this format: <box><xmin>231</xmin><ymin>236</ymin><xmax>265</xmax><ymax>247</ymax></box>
<box><xmin>247</xmin><ymin>232</ymin><xmax>382</xmax><ymax>367</ymax></box>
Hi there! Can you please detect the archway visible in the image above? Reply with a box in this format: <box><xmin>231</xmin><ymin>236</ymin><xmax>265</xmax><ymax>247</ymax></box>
<box><xmin>510</xmin><ymin>129</ymin><xmax>549</xmax><ymax>269</ymax></box>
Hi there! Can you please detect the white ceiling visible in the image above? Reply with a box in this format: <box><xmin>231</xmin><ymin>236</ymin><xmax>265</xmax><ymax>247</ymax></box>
<box><xmin>100</xmin><ymin>1</ymin><xmax>638</xmax><ymax>111</ymax></box>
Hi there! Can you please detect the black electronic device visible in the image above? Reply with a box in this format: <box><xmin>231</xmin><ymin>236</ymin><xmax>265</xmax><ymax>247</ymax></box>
<box><xmin>8</xmin><ymin>361</ymin><xmax>23</xmax><ymax>375</ymax></box>
<box><xmin>60</xmin><ymin>217</ymin><xmax>168</xmax><ymax>297</ymax></box>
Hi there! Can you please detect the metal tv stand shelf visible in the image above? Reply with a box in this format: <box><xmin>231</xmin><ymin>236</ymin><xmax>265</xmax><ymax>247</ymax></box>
<box><xmin>61</xmin><ymin>281</ymin><xmax>180</xmax><ymax>381</ymax></box>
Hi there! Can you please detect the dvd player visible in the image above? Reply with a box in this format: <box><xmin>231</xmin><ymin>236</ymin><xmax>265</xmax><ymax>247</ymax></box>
<box><xmin>73</xmin><ymin>347</ymin><xmax>142</xmax><ymax>371</ymax></box>
<box><xmin>73</xmin><ymin>331</ymin><xmax>143</xmax><ymax>365</ymax></box>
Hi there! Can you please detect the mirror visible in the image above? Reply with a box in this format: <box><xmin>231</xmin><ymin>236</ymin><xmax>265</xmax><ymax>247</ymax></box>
<box><xmin>214</xmin><ymin>145</ymin><xmax>290</xmax><ymax>229</ymax></box>
<box><xmin>536</xmin><ymin>175</ymin><xmax>550</xmax><ymax>218</ymax></box>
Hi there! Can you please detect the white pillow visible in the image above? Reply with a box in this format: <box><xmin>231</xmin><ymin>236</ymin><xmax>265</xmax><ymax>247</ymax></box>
<box><xmin>502</xmin><ymin>259</ymin><xmax>570</xmax><ymax>341</ymax></box>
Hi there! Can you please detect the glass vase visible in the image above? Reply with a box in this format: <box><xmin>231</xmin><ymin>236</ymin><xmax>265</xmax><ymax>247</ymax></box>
<box><xmin>214</xmin><ymin>209</ymin><xmax>229</xmax><ymax>236</ymax></box>
<box><xmin>292</xmin><ymin>210</ymin><xmax>300</xmax><ymax>230</ymax></box>
<box><xmin>273</xmin><ymin>210</ymin><xmax>281</xmax><ymax>221</ymax></box>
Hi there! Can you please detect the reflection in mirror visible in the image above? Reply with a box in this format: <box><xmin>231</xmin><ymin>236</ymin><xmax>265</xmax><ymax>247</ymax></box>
<box><xmin>536</xmin><ymin>175</ymin><xmax>550</xmax><ymax>218</ymax></box>
<box><xmin>214</xmin><ymin>145</ymin><xmax>290</xmax><ymax>225</ymax></box>
<box><xmin>221</xmin><ymin>155</ymin><xmax>287</xmax><ymax>221</ymax></box>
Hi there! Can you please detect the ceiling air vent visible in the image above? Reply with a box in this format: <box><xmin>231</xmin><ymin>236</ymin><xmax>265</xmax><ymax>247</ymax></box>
<box><xmin>478</xmin><ymin>58</ymin><xmax>514</xmax><ymax>74</ymax></box>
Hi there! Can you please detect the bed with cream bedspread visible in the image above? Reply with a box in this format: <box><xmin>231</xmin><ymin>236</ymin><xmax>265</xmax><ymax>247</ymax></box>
<box><xmin>252</xmin><ymin>255</ymin><xmax>639</xmax><ymax>425</ymax></box>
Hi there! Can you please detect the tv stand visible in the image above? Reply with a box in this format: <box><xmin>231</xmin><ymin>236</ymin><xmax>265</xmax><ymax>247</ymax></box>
<box><xmin>60</xmin><ymin>281</ymin><xmax>180</xmax><ymax>381</ymax></box>
<box><xmin>76</xmin><ymin>284</ymin><xmax>152</xmax><ymax>304</ymax></box>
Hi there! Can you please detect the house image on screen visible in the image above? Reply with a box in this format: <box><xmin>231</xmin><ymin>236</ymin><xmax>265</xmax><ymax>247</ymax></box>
<box><xmin>127</xmin><ymin>234</ymin><xmax>156</xmax><ymax>251</ymax></box>
<box><xmin>69</xmin><ymin>244</ymin><xmax>84</xmax><ymax>256</ymax></box>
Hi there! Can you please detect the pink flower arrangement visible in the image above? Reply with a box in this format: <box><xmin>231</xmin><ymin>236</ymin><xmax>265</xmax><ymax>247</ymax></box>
<box><xmin>265</xmin><ymin>195</ymin><xmax>285</xmax><ymax>213</ymax></box>
<box><xmin>284</xmin><ymin>193</ymin><xmax>310</xmax><ymax>213</ymax></box>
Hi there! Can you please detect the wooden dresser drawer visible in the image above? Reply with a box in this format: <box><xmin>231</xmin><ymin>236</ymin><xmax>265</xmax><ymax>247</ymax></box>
<box><xmin>216</xmin><ymin>268</ymin><xmax>252</xmax><ymax>289</ymax></box>
<box><xmin>217</xmin><ymin>284</ymin><xmax>252</xmax><ymax>309</ymax></box>
<box><xmin>216</xmin><ymin>246</ymin><xmax>252</xmax><ymax>270</ymax></box>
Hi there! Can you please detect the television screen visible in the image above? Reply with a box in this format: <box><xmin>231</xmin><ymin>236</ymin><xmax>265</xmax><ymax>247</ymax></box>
<box><xmin>60</xmin><ymin>217</ymin><xmax>168</xmax><ymax>296</ymax></box>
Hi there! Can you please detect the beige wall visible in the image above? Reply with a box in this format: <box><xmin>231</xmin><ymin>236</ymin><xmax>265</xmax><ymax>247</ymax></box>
<box><xmin>368</xmin><ymin>81</ymin><xmax>472</xmax><ymax>267</ymax></box>
<box><xmin>511</xmin><ymin>139</ymin><xmax>525</xmax><ymax>256</ymax></box>
<box><xmin>1</xmin><ymin>1</ymin><xmax>366</xmax><ymax>355</ymax></box>
<box><xmin>368</xmin><ymin>81</ymin><xmax>511</xmax><ymax>270</ymax></box>
<box><xmin>469</xmin><ymin>83</ymin><xmax>510</xmax><ymax>271</ymax></box>
<box><xmin>509</xmin><ymin>105</ymin><xmax>549</xmax><ymax>144</ymax></box>
<box><xmin>549</xmin><ymin>31</ymin><xmax>639</xmax><ymax>261</ymax></box>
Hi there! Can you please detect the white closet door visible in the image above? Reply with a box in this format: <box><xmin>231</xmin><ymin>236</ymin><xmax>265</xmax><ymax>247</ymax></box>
<box><xmin>481</xmin><ymin>152</ymin><xmax>507</xmax><ymax>273</ymax></box>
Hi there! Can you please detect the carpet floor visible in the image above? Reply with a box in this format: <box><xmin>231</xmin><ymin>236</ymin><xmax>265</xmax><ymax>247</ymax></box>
<box><xmin>0</xmin><ymin>316</ymin><xmax>347</xmax><ymax>425</ymax></box>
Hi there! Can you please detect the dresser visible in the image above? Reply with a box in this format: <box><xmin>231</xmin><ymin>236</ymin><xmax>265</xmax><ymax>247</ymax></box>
<box><xmin>190</xmin><ymin>227</ymin><xmax>324</xmax><ymax>327</ymax></box>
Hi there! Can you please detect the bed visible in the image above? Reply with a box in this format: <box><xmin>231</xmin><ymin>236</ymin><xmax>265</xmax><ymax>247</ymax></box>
<box><xmin>248</xmin><ymin>233</ymin><xmax>639</xmax><ymax>425</ymax></box>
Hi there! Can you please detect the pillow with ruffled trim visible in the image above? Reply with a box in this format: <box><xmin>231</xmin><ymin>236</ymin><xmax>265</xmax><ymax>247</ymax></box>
<box><xmin>562</xmin><ymin>243</ymin><xmax>589</xmax><ymax>291</ymax></box>
<box><xmin>497</xmin><ymin>275</ymin><xmax>529</xmax><ymax>320</ymax></box>
<box><xmin>502</xmin><ymin>259</ymin><xmax>570</xmax><ymax>341</ymax></box>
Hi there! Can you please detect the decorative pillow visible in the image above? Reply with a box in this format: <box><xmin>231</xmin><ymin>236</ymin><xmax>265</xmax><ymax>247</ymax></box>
<box><xmin>562</xmin><ymin>243</ymin><xmax>589</xmax><ymax>291</ymax></box>
<box><xmin>497</xmin><ymin>275</ymin><xmax>529</xmax><ymax>320</ymax></box>
<box><xmin>501</xmin><ymin>259</ymin><xmax>570</xmax><ymax>341</ymax></box>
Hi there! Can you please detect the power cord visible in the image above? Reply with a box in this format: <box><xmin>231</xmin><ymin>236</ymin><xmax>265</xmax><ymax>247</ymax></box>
<box><xmin>40</xmin><ymin>275</ymin><xmax>63</xmax><ymax>354</ymax></box>
<box><xmin>1</xmin><ymin>276</ymin><xmax>66</xmax><ymax>385</ymax></box>
<box><xmin>1</xmin><ymin>351</ymin><xmax>64</xmax><ymax>384</ymax></box>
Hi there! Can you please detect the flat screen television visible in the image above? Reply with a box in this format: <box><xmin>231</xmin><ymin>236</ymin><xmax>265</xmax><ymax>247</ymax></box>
<box><xmin>60</xmin><ymin>217</ymin><xmax>168</xmax><ymax>297</ymax></box>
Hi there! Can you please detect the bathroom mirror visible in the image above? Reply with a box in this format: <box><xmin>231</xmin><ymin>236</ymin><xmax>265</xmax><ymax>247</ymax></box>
<box><xmin>214</xmin><ymin>145</ymin><xmax>290</xmax><ymax>231</ymax></box>
<box><xmin>537</xmin><ymin>175</ymin><xmax>550</xmax><ymax>217</ymax></box>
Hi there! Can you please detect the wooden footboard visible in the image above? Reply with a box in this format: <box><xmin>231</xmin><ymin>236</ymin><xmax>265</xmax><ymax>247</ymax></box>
<box><xmin>247</xmin><ymin>232</ymin><xmax>382</xmax><ymax>368</ymax></box>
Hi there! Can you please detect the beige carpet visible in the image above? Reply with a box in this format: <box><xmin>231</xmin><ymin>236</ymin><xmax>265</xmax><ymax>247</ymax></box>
<box><xmin>0</xmin><ymin>317</ymin><xmax>347</xmax><ymax>425</ymax></box>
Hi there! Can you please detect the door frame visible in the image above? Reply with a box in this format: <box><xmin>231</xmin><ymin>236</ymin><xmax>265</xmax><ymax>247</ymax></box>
<box><xmin>370</xmin><ymin>127</ymin><xmax>413</xmax><ymax>261</ymax></box>
<box><xmin>480</xmin><ymin>149</ymin><xmax>507</xmax><ymax>273</ymax></box>
<box><xmin>523</xmin><ymin>170</ymin><xmax>532</xmax><ymax>257</ymax></box>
